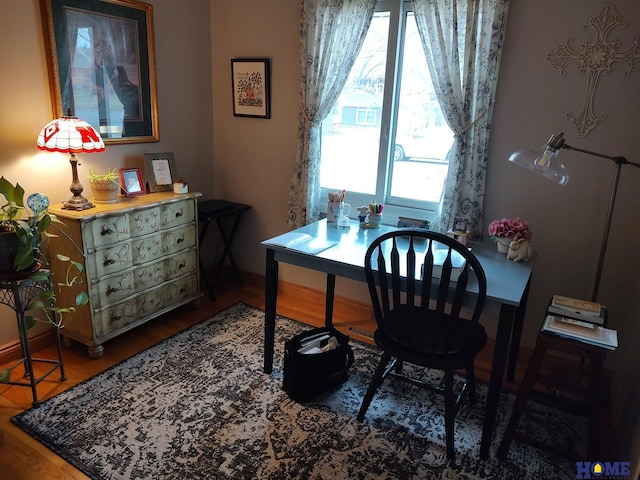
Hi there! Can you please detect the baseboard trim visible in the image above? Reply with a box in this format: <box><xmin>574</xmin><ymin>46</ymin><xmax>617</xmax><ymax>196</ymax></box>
<box><xmin>0</xmin><ymin>330</ymin><xmax>57</xmax><ymax>367</ymax></box>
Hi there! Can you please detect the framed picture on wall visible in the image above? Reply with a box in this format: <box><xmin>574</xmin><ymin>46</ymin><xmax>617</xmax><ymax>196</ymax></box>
<box><xmin>41</xmin><ymin>0</ymin><xmax>159</xmax><ymax>144</ymax></box>
<box><xmin>144</xmin><ymin>152</ymin><xmax>177</xmax><ymax>192</ymax></box>
<box><xmin>231</xmin><ymin>58</ymin><xmax>271</xmax><ymax>119</ymax></box>
<box><xmin>119</xmin><ymin>168</ymin><xmax>146</xmax><ymax>197</ymax></box>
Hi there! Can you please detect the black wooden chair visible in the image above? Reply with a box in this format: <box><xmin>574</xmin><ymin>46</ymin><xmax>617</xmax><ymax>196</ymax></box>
<box><xmin>356</xmin><ymin>229</ymin><xmax>488</xmax><ymax>460</ymax></box>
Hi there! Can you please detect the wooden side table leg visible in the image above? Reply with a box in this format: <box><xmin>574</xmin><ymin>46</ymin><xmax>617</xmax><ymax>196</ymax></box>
<box><xmin>588</xmin><ymin>355</ymin><xmax>604</xmax><ymax>457</ymax></box>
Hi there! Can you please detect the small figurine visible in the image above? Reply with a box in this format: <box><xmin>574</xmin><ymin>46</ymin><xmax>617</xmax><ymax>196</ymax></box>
<box><xmin>357</xmin><ymin>205</ymin><xmax>369</xmax><ymax>224</ymax></box>
<box><xmin>507</xmin><ymin>238</ymin><xmax>532</xmax><ymax>262</ymax></box>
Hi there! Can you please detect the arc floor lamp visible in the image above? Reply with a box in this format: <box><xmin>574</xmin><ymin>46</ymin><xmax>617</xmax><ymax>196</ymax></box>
<box><xmin>509</xmin><ymin>132</ymin><xmax>639</xmax><ymax>302</ymax></box>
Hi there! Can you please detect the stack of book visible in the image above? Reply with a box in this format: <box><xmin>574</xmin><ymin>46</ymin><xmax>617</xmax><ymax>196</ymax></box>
<box><xmin>542</xmin><ymin>295</ymin><xmax>617</xmax><ymax>350</ymax></box>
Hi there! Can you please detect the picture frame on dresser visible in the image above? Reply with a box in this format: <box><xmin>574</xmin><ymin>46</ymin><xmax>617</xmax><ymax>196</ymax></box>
<box><xmin>119</xmin><ymin>168</ymin><xmax>146</xmax><ymax>197</ymax></box>
<box><xmin>144</xmin><ymin>152</ymin><xmax>176</xmax><ymax>192</ymax></box>
<box><xmin>41</xmin><ymin>0</ymin><xmax>159</xmax><ymax>144</ymax></box>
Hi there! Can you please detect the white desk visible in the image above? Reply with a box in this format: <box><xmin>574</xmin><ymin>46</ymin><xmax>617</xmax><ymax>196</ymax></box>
<box><xmin>262</xmin><ymin>219</ymin><xmax>532</xmax><ymax>459</ymax></box>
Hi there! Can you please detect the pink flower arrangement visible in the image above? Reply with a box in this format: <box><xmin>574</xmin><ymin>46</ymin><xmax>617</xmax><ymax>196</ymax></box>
<box><xmin>488</xmin><ymin>217</ymin><xmax>532</xmax><ymax>241</ymax></box>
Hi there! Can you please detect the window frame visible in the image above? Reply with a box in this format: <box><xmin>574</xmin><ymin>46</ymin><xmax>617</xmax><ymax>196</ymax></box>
<box><xmin>319</xmin><ymin>0</ymin><xmax>447</xmax><ymax>226</ymax></box>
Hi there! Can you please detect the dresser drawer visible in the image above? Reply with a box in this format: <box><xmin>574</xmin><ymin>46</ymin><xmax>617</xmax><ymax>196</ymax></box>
<box><xmin>86</xmin><ymin>223</ymin><xmax>196</xmax><ymax>279</ymax></box>
<box><xmin>95</xmin><ymin>273</ymin><xmax>199</xmax><ymax>336</ymax></box>
<box><xmin>89</xmin><ymin>248</ymin><xmax>198</xmax><ymax>309</ymax></box>
<box><xmin>84</xmin><ymin>207</ymin><xmax>160</xmax><ymax>249</ymax></box>
<box><xmin>160</xmin><ymin>200</ymin><xmax>195</xmax><ymax>229</ymax></box>
<box><xmin>84</xmin><ymin>198</ymin><xmax>194</xmax><ymax>250</ymax></box>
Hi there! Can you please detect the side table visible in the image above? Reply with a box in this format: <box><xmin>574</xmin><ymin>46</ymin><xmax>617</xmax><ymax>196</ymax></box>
<box><xmin>0</xmin><ymin>269</ymin><xmax>66</xmax><ymax>406</ymax></box>
<box><xmin>498</xmin><ymin>327</ymin><xmax>608</xmax><ymax>459</ymax></box>
<box><xmin>198</xmin><ymin>199</ymin><xmax>251</xmax><ymax>300</ymax></box>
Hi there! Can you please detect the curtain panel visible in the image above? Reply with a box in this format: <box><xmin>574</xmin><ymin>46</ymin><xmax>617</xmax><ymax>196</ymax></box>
<box><xmin>414</xmin><ymin>0</ymin><xmax>510</xmax><ymax>238</ymax></box>
<box><xmin>288</xmin><ymin>0</ymin><xmax>376</xmax><ymax>228</ymax></box>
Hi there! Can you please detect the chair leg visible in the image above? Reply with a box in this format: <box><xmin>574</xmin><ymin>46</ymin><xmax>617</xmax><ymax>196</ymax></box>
<box><xmin>466</xmin><ymin>363</ymin><xmax>477</xmax><ymax>405</ymax></box>
<box><xmin>357</xmin><ymin>352</ymin><xmax>392</xmax><ymax>422</ymax></box>
<box><xmin>395</xmin><ymin>359</ymin><xmax>404</xmax><ymax>374</ymax></box>
<box><xmin>444</xmin><ymin>369</ymin><xmax>456</xmax><ymax>460</ymax></box>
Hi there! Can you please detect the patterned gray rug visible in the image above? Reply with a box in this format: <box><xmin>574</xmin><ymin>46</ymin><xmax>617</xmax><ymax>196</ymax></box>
<box><xmin>12</xmin><ymin>302</ymin><xmax>584</xmax><ymax>479</ymax></box>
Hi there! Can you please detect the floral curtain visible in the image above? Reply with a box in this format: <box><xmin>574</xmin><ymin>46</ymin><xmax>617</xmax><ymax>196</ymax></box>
<box><xmin>413</xmin><ymin>0</ymin><xmax>510</xmax><ymax>238</ymax></box>
<box><xmin>287</xmin><ymin>0</ymin><xmax>376</xmax><ymax>228</ymax></box>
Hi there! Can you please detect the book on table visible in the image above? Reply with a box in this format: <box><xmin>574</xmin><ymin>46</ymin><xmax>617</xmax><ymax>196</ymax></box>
<box><xmin>266</xmin><ymin>232</ymin><xmax>337</xmax><ymax>255</ymax></box>
<box><xmin>542</xmin><ymin>315</ymin><xmax>618</xmax><ymax>350</ymax></box>
<box><xmin>547</xmin><ymin>295</ymin><xmax>607</xmax><ymax>326</ymax></box>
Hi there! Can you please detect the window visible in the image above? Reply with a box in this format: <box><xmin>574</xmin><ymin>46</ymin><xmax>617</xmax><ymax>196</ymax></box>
<box><xmin>320</xmin><ymin>0</ymin><xmax>453</xmax><ymax>221</ymax></box>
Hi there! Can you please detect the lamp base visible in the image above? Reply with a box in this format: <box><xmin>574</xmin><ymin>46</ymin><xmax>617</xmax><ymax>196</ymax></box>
<box><xmin>63</xmin><ymin>195</ymin><xmax>95</xmax><ymax>211</ymax></box>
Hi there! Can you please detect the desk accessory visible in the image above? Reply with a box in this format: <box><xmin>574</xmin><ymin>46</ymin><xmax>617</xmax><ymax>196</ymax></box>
<box><xmin>358</xmin><ymin>202</ymin><xmax>384</xmax><ymax>228</ymax></box>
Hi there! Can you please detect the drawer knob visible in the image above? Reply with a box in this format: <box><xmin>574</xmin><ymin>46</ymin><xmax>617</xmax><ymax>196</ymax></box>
<box><xmin>110</xmin><ymin>313</ymin><xmax>122</xmax><ymax>322</ymax></box>
<box><xmin>103</xmin><ymin>258</ymin><xmax>115</xmax><ymax>266</ymax></box>
<box><xmin>178</xmin><ymin>261</ymin><xmax>186</xmax><ymax>269</ymax></box>
<box><xmin>175</xmin><ymin>210</ymin><xmax>184</xmax><ymax>218</ymax></box>
<box><xmin>180</xmin><ymin>287</ymin><xmax>187</xmax><ymax>293</ymax></box>
<box><xmin>101</xmin><ymin>225</ymin><xmax>114</xmax><ymax>236</ymax></box>
<box><xmin>177</xmin><ymin>236</ymin><xmax>185</xmax><ymax>244</ymax></box>
<box><xmin>107</xmin><ymin>286</ymin><xmax>119</xmax><ymax>295</ymax></box>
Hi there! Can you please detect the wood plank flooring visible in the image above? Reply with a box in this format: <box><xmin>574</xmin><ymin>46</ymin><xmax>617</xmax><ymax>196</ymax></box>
<box><xmin>0</xmin><ymin>273</ymin><xmax>612</xmax><ymax>478</ymax></box>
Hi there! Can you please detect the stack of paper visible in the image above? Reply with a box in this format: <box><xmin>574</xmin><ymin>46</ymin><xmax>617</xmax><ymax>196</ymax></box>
<box><xmin>267</xmin><ymin>232</ymin><xmax>337</xmax><ymax>255</ymax></box>
<box><xmin>542</xmin><ymin>315</ymin><xmax>618</xmax><ymax>350</ymax></box>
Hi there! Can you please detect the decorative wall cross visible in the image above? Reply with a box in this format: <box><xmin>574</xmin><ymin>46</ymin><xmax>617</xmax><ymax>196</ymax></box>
<box><xmin>546</xmin><ymin>4</ymin><xmax>640</xmax><ymax>137</ymax></box>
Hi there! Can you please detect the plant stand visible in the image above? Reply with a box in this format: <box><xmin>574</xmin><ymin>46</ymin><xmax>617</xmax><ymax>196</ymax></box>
<box><xmin>0</xmin><ymin>269</ymin><xmax>66</xmax><ymax>406</ymax></box>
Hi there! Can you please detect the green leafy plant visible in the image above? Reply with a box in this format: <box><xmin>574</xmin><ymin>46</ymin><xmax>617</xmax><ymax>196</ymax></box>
<box><xmin>0</xmin><ymin>177</ymin><xmax>88</xmax><ymax>325</ymax></box>
<box><xmin>87</xmin><ymin>167</ymin><xmax>120</xmax><ymax>184</ymax></box>
<box><xmin>0</xmin><ymin>177</ymin><xmax>89</xmax><ymax>383</ymax></box>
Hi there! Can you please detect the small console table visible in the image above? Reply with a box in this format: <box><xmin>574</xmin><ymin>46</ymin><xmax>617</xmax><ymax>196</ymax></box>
<box><xmin>198</xmin><ymin>199</ymin><xmax>251</xmax><ymax>300</ymax></box>
<box><xmin>0</xmin><ymin>269</ymin><xmax>66</xmax><ymax>406</ymax></box>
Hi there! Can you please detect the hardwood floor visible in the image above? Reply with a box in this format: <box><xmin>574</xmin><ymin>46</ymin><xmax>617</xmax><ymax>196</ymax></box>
<box><xmin>0</xmin><ymin>273</ymin><xmax>612</xmax><ymax>478</ymax></box>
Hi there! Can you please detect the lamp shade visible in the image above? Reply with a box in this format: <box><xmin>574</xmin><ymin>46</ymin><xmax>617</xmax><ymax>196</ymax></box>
<box><xmin>508</xmin><ymin>148</ymin><xmax>569</xmax><ymax>185</ymax></box>
<box><xmin>37</xmin><ymin>113</ymin><xmax>105</xmax><ymax>153</ymax></box>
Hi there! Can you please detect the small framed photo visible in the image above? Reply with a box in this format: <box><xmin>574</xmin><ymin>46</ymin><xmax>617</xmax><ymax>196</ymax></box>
<box><xmin>231</xmin><ymin>58</ymin><xmax>271</xmax><ymax>118</ymax></box>
<box><xmin>452</xmin><ymin>217</ymin><xmax>469</xmax><ymax>233</ymax></box>
<box><xmin>144</xmin><ymin>152</ymin><xmax>177</xmax><ymax>192</ymax></box>
<box><xmin>119</xmin><ymin>168</ymin><xmax>146</xmax><ymax>197</ymax></box>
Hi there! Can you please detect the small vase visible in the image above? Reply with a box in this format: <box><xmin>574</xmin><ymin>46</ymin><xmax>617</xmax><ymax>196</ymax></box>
<box><xmin>495</xmin><ymin>237</ymin><xmax>512</xmax><ymax>253</ymax></box>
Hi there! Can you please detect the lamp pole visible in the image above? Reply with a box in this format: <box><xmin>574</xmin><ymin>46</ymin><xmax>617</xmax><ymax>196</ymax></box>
<box><xmin>554</xmin><ymin>138</ymin><xmax>640</xmax><ymax>301</ymax></box>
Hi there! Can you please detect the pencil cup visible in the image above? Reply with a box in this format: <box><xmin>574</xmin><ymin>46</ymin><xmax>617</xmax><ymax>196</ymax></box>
<box><xmin>327</xmin><ymin>202</ymin><xmax>351</xmax><ymax>223</ymax></box>
<box><xmin>367</xmin><ymin>213</ymin><xmax>383</xmax><ymax>228</ymax></box>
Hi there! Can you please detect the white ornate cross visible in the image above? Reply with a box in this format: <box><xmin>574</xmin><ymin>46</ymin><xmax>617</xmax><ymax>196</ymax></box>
<box><xmin>546</xmin><ymin>5</ymin><xmax>640</xmax><ymax>137</ymax></box>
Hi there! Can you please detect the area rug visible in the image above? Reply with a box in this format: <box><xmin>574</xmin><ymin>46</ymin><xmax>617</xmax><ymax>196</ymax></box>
<box><xmin>12</xmin><ymin>302</ymin><xmax>585</xmax><ymax>479</ymax></box>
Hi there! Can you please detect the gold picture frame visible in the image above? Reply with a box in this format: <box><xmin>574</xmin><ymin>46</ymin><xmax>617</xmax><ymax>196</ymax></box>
<box><xmin>41</xmin><ymin>0</ymin><xmax>159</xmax><ymax>144</ymax></box>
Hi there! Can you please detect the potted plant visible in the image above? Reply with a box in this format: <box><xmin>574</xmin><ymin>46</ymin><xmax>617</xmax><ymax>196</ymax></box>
<box><xmin>488</xmin><ymin>217</ymin><xmax>532</xmax><ymax>253</ymax></box>
<box><xmin>0</xmin><ymin>176</ymin><xmax>88</xmax><ymax>326</ymax></box>
<box><xmin>88</xmin><ymin>167</ymin><xmax>120</xmax><ymax>203</ymax></box>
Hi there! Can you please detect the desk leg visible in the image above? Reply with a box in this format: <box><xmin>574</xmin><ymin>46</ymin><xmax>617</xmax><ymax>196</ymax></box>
<box><xmin>480</xmin><ymin>302</ymin><xmax>514</xmax><ymax>459</ymax></box>
<box><xmin>325</xmin><ymin>274</ymin><xmax>336</xmax><ymax>328</ymax></box>
<box><xmin>264</xmin><ymin>248</ymin><xmax>278</xmax><ymax>374</ymax></box>
<box><xmin>507</xmin><ymin>278</ymin><xmax>530</xmax><ymax>382</ymax></box>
